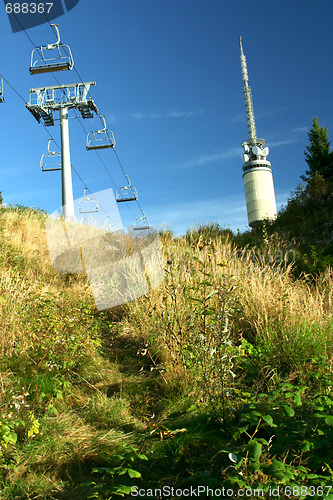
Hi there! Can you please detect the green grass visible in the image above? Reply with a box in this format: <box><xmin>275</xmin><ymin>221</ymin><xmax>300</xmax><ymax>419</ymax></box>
<box><xmin>0</xmin><ymin>208</ymin><xmax>332</xmax><ymax>499</ymax></box>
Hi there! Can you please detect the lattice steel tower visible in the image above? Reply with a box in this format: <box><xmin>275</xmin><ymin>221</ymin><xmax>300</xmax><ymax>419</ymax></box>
<box><xmin>240</xmin><ymin>37</ymin><xmax>277</xmax><ymax>227</ymax></box>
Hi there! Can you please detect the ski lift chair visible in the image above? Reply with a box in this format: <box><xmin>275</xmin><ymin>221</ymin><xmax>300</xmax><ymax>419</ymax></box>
<box><xmin>103</xmin><ymin>216</ymin><xmax>115</xmax><ymax>232</ymax></box>
<box><xmin>29</xmin><ymin>24</ymin><xmax>74</xmax><ymax>75</ymax></box>
<box><xmin>78</xmin><ymin>188</ymin><xmax>99</xmax><ymax>214</ymax></box>
<box><xmin>86</xmin><ymin>116</ymin><xmax>115</xmax><ymax>151</ymax></box>
<box><xmin>40</xmin><ymin>139</ymin><xmax>61</xmax><ymax>171</ymax></box>
<box><xmin>0</xmin><ymin>77</ymin><xmax>4</xmax><ymax>103</ymax></box>
<box><xmin>116</xmin><ymin>176</ymin><xmax>138</xmax><ymax>203</ymax></box>
<box><xmin>133</xmin><ymin>209</ymin><xmax>150</xmax><ymax>230</ymax></box>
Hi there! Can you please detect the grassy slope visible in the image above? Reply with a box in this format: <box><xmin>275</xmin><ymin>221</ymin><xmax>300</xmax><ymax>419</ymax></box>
<box><xmin>0</xmin><ymin>207</ymin><xmax>332</xmax><ymax>499</ymax></box>
<box><xmin>267</xmin><ymin>177</ymin><xmax>333</xmax><ymax>273</ymax></box>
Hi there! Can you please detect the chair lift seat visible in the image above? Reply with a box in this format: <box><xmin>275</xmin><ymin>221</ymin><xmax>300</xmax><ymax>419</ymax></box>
<box><xmin>30</xmin><ymin>61</ymin><xmax>71</xmax><ymax>75</ymax></box>
<box><xmin>133</xmin><ymin>209</ymin><xmax>150</xmax><ymax>230</ymax></box>
<box><xmin>86</xmin><ymin>116</ymin><xmax>115</xmax><ymax>150</ymax></box>
<box><xmin>40</xmin><ymin>139</ymin><xmax>61</xmax><ymax>171</ymax></box>
<box><xmin>29</xmin><ymin>24</ymin><xmax>74</xmax><ymax>75</ymax></box>
<box><xmin>116</xmin><ymin>176</ymin><xmax>138</xmax><ymax>203</ymax></box>
<box><xmin>133</xmin><ymin>224</ymin><xmax>150</xmax><ymax>231</ymax></box>
<box><xmin>78</xmin><ymin>189</ymin><xmax>99</xmax><ymax>214</ymax></box>
<box><xmin>116</xmin><ymin>194</ymin><xmax>137</xmax><ymax>203</ymax></box>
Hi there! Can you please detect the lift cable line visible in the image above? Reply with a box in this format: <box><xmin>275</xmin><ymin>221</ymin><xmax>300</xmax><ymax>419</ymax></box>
<box><xmin>0</xmin><ymin>71</ymin><xmax>116</xmax><ymax>225</ymax></box>
<box><xmin>3</xmin><ymin>48</ymin><xmax>144</xmax><ymax>228</ymax></box>
<box><xmin>36</xmin><ymin>24</ymin><xmax>145</xmax><ymax>221</ymax></box>
<box><xmin>7</xmin><ymin>5</ymin><xmax>149</xmax><ymax>226</ymax></box>
<box><xmin>75</xmin><ymin>112</ymin><xmax>122</xmax><ymax>189</ymax></box>
<box><xmin>0</xmin><ymin>74</ymin><xmax>27</xmax><ymax>103</ymax></box>
<box><xmin>26</xmin><ymin>8</ymin><xmax>144</xmax><ymax>217</ymax></box>
<box><xmin>29</xmin><ymin>7</ymin><xmax>147</xmax><ymax>221</ymax></box>
<box><xmin>40</xmin><ymin>123</ymin><xmax>118</xmax><ymax>227</ymax></box>
<box><xmin>74</xmin><ymin>113</ymin><xmax>138</xmax><ymax>220</ymax></box>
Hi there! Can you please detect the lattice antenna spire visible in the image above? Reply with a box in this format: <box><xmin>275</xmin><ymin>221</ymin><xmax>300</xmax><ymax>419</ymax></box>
<box><xmin>240</xmin><ymin>37</ymin><xmax>257</xmax><ymax>146</ymax></box>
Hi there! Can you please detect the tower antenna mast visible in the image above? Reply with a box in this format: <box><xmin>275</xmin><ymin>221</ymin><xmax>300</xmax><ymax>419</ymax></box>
<box><xmin>240</xmin><ymin>36</ymin><xmax>257</xmax><ymax>146</ymax></box>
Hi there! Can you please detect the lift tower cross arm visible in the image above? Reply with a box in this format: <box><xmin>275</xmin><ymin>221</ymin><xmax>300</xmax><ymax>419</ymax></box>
<box><xmin>26</xmin><ymin>82</ymin><xmax>98</xmax><ymax>124</ymax></box>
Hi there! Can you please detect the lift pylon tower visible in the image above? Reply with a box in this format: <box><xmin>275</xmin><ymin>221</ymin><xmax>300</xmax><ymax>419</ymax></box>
<box><xmin>26</xmin><ymin>82</ymin><xmax>98</xmax><ymax>218</ymax></box>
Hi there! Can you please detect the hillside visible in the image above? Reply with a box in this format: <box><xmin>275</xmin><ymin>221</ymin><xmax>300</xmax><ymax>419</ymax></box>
<box><xmin>268</xmin><ymin>176</ymin><xmax>333</xmax><ymax>273</ymax></box>
<box><xmin>0</xmin><ymin>206</ymin><xmax>332</xmax><ymax>499</ymax></box>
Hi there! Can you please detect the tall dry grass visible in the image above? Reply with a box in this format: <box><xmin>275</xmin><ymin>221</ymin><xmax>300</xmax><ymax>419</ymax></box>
<box><xmin>126</xmin><ymin>233</ymin><xmax>333</xmax><ymax>382</ymax></box>
<box><xmin>0</xmin><ymin>209</ymin><xmax>93</xmax><ymax>301</ymax></box>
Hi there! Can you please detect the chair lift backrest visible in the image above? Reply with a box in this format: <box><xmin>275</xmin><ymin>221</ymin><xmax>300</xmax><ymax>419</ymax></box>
<box><xmin>86</xmin><ymin>116</ymin><xmax>115</xmax><ymax>151</ymax></box>
<box><xmin>40</xmin><ymin>139</ymin><xmax>62</xmax><ymax>171</ymax></box>
<box><xmin>116</xmin><ymin>175</ymin><xmax>138</xmax><ymax>202</ymax></box>
<box><xmin>133</xmin><ymin>209</ymin><xmax>150</xmax><ymax>230</ymax></box>
<box><xmin>29</xmin><ymin>24</ymin><xmax>74</xmax><ymax>75</ymax></box>
<box><xmin>78</xmin><ymin>188</ymin><xmax>99</xmax><ymax>214</ymax></box>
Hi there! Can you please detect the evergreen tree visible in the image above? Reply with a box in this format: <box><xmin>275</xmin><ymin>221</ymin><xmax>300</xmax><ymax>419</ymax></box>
<box><xmin>301</xmin><ymin>117</ymin><xmax>333</xmax><ymax>182</ymax></box>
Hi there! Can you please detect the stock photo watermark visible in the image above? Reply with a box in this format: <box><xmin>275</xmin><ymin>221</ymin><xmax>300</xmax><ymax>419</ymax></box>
<box><xmin>130</xmin><ymin>484</ymin><xmax>332</xmax><ymax>498</ymax></box>
<box><xmin>169</xmin><ymin>245</ymin><xmax>296</xmax><ymax>281</ymax></box>
<box><xmin>45</xmin><ymin>188</ymin><xmax>164</xmax><ymax>311</ymax></box>
<box><xmin>4</xmin><ymin>0</ymin><xmax>80</xmax><ymax>32</ymax></box>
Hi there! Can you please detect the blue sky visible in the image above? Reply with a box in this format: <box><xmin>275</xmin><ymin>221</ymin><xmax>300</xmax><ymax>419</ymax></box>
<box><xmin>0</xmin><ymin>0</ymin><xmax>333</xmax><ymax>235</ymax></box>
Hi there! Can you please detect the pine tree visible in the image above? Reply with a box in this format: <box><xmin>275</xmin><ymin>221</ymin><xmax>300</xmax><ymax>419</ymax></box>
<box><xmin>301</xmin><ymin>117</ymin><xmax>333</xmax><ymax>182</ymax></box>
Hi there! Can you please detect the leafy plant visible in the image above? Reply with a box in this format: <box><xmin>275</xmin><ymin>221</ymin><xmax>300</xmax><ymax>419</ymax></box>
<box><xmin>84</xmin><ymin>446</ymin><xmax>148</xmax><ymax>499</ymax></box>
<box><xmin>0</xmin><ymin>389</ymin><xmax>40</xmax><ymax>473</ymax></box>
<box><xmin>212</xmin><ymin>375</ymin><xmax>333</xmax><ymax>493</ymax></box>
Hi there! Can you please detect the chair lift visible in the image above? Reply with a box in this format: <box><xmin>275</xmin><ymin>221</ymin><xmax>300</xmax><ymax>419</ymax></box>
<box><xmin>133</xmin><ymin>209</ymin><xmax>150</xmax><ymax>231</ymax></box>
<box><xmin>40</xmin><ymin>139</ymin><xmax>62</xmax><ymax>171</ymax></box>
<box><xmin>86</xmin><ymin>116</ymin><xmax>115</xmax><ymax>151</ymax></box>
<box><xmin>78</xmin><ymin>188</ymin><xmax>99</xmax><ymax>214</ymax></box>
<box><xmin>116</xmin><ymin>175</ymin><xmax>138</xmax><ymax>203</ymax></box>
<box><xmin>29</xmin><ymin>24</ymin><xmax>74</xmax><ymax>75</ymax></box>
<box><xmin>0</xmin><ymin>77</ymin><xmax>4</xmax><ymax>103</ymax></box>
<box><xmin>103</xmin><ymin>216</ymin><xmax>115</xmax><ymax>232</ymax></box>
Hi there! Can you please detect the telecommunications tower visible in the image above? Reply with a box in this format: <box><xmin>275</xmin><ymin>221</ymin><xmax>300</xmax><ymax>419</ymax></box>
<box><xmin>240</xmin><ymin>37</ymin><xmax>277</xmax><ymax>227</ymax></box>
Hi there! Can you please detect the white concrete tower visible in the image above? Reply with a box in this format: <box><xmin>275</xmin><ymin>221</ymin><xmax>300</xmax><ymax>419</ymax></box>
<box><xmin>240</xmin><ymin>37</ymin><xmax>277</xmax><ymax>227</ymax></box>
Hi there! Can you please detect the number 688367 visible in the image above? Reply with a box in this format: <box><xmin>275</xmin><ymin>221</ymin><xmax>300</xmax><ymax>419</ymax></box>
<box><xmin>5</xmin><ymin>3</ymin><xmax>53</xmax><ymax>14</ymax></box>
